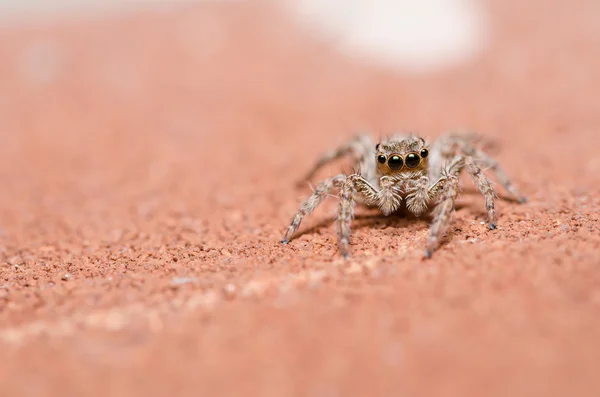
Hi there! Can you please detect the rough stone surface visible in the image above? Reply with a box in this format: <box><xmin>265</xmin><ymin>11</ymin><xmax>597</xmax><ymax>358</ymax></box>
<box><xmin>1</xmin><ymin>1</ymin><xmax>599</xmax><ymax>396</ymax></box>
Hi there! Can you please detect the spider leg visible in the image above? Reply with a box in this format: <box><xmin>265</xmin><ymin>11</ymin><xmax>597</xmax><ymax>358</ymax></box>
<box><xmin>348</xmin><ymin>174</ymin><xmax>379</xmax><ymax>205</ymax></box>
<box><xmin>473</xmin><ymin>151</ymin><xmax>527</xmax><ymax>203</ymax></box>
<box><xmin>301</xmin><ymin>134</ymin><xmax>375</xmax><ymax>183</ymax></box>
<box><xmin>405</xmin><ymin>171</ymin><xmax>457</xmax><ymax>217</ymax></box>
<box><xmin>336</xmin><ymin>178</ymin><xmax>356</xmax><ymax>257</ymax></box>
<box><xmin>444</xmin><ymin>132</ymin><xmax>527</xmax><ymax>203</ymax></box>
<box><xmin>465</xmin><ymin>156</ymin><xmax>497</xmax><ymax>229</ymax></box>
<box><xmin>406</xmin><ymin>153</ymin><xmax>463</xmax><ymax>217</ymax></box>
<box><xmin>405</xmin><ymin>176</ymin><xmax>432</xmax><ymax>216</ymax></box>
<box><xmin>282</xmin><ymin>175</ymin><xmax>345</xmax><ymax>243</ymax></box>
<box><xmin>375</xmin><ymin>176</ymin><xmax>403</xmax><ymax>215</ymax></box>
<box><xmin>348</xmin><ymin>173</ymin><xmax>402</xmax><ymax>215</ymax></box>
<box><xmin>424</xmin><ymin>171</ymin><xmax>460</xmax><ymax>258</ymax></box>
<box><xmin>336</xmin><ymin>174</ymin><xmax>401</xmax><ymax>257</ymax></box>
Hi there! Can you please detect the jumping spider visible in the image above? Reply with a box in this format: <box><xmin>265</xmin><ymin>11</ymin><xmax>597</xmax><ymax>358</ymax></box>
<box><xmin>281</xmin><ymin>132</ymin><xmax>527</xmax><ymax>258</ymax></box>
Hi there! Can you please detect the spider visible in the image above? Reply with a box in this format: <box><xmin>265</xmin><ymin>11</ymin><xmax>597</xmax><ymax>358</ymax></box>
<box><xmin>281</xmin><ymin>132</ymin><xmax>527</xmax><ymax>258</ymax></box>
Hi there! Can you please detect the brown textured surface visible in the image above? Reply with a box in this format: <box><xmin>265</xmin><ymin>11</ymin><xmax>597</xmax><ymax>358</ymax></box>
<box><xmin>1</xmin><ymin>1</ymin><xmax>600</xmax><ymax>396</ymax></box>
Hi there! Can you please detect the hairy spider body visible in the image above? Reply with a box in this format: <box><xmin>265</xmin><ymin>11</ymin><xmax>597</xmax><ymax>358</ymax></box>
<box><xmin>281</xmin><ymin>133</ymin><xmax>526</xmax><ymax>258</ymax></box>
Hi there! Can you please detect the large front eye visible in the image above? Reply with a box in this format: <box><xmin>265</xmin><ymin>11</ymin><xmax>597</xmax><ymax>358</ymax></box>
<box><xmin>388</xmin><ymin>155</ymin><xmax>404</xmax><ymax>170</ymax></box>
<box><xmin>405</xmin><ymin>153</ymin><xmax>420</xmax><ymax>168</ymax></box>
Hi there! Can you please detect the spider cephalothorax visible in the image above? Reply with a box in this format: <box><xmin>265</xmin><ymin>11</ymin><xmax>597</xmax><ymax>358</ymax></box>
<box><xmin>281</xmin><ymin>132</ymin><xmax>526</xmax><ymax>258</ymax></box>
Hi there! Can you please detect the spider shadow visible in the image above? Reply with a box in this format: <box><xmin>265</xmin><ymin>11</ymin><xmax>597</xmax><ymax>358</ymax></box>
<box><xmin>290</xmin><ymin>207</ymin><xmax>433</xmax><ymax>242</ymax></box>
<box><xmin>288</xmin><ymin>208</ymin><xmax>454</xmax><ymax>257</ymax></box>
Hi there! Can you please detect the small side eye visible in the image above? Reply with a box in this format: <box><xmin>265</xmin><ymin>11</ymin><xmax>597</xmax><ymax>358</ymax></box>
<box><xmin>388</xmin><ymin>155</ymin><xmax>404</xmax><ymax>170</ymax></box>
<box><xmin>405</xmin><ymin>153</ymin><xmax>420</xmax><ymax>168</ymax></box>
<box><xmin>377</xmin><ymin>155</ymin><xmax>387</xmax><ymax>164</ymax></box>
<box><xmin>375</xmin><ymin>143</ymin><xmax>380</xmax><ymax>150</ymax></box>
<box><xmin>420</xmin><ymin>148</ymin><xmax>429</xmax><ymax>158</ymax></box>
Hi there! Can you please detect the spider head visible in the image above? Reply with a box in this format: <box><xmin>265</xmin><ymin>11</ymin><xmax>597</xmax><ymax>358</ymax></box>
<box><xmin>375</xmin><ymin>136</ymin><xmax>429</xmax><ymax>176</ymax></box>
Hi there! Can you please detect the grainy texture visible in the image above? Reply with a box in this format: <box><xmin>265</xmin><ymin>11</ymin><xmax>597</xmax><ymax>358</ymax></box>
<box><xmin>1</xmin><ymin>1</ymin><xmax>600</xmax><ymax>397</ymax></box>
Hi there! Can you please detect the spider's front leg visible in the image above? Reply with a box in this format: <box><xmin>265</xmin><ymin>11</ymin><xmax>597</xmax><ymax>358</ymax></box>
<box><xmin>424</xmin><ymin>171</ymin><xmax>461</xmax><ymax>258</ymax></box>
<box><xmin>336</xmin><ymin>177</ymin><xmax>356</xmax><ymax>257</ymax></box>
<box><xmin>405</xmin><ymin>154</ymin><xmax>466</xmax><ymax>218</ymax></box>
<box><xmin>405</xmin><ymin>176</ymin><xmax>446</xmax><ymax>216</ymax></box>
<box><xmin>338</xmin><ymin>174</ymin><xmax>400</xmax><ymax>257</ymax></box>
<box><xmin>376</xmin><ymin>176</ymin><xmax>403</xmax><ymax>215</ymax></box>
<box><xmin>335</xmin><ymin>174</ymin><xmax>379</xmax><ymax>257</ymax></box>
<box><xmin>282</xmin><ymin>175</ymin><xmax>346</xmax><ymax>244</ymax></box>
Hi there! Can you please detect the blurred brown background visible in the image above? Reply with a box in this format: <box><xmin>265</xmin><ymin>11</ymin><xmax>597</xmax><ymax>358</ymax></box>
<box><xmin>1</xmin><ymin>1</ymin><xmax>599</xmax><ymax>396</ymax></box>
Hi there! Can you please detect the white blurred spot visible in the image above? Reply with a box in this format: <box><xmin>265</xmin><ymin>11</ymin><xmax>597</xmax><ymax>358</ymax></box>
<box><xmin>2</xmin><ymin>0</ymin><xmax>487</xmax><ymax>73</ymax></box>
<box><xmin>19</xmin><ymin>40</ymin><xmax>65</xmax><ymax>85</ymax></box>
<box><xmin>291</xmin><ymin>0</ymin><xmax>489</xmax><ymax>73</ymax></box>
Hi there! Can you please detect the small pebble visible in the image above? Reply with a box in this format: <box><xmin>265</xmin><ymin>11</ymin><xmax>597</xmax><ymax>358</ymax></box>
<box><xmin>223</xmin><ymin>283</ymin><xmax>237</xmax><ymax>299</ymax></box>
<box><xmin>171</xmin><ymin>277</ymin><xmax>197</xmax><ymax>286</ymax></box>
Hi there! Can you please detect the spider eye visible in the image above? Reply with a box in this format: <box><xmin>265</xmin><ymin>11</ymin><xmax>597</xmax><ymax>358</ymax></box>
<box><xmin>375</xmin><ymin>143</ymin><xmax>380</xmax><ymax>150</ymax></box>
<box><xmin>405</xmin><ymin>153</ymin><xmax>420</xmax><ymax>168</ymax></box>
<box><xmin>420</xmin><ymin>148</ymin><xmax>429</xmax><ymax>158</ymax></box>
<box><xmin>388</xmin><ymin>155</ymin><xmax>404</xmax><ymax>170</ymax></box>
<box><xmin>377</xmin><ymin>155</ymin><xmax>387</xmax><ymax>164</ymax></box>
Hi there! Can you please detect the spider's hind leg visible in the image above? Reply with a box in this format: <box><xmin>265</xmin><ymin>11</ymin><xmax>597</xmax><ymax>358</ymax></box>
<box><xmin>449</xmin><ymin>133</ymin><xmax>527</xmax><ymax>203</ymax></box>
<box><xmin>475</xmin><ymin>153</ymin><xmax>527</xmax><ymax>203</ymax></box>
<box><xmin>301</xmin><ymin>134</ymin><xmax>375</xmax><ymax>184</ymax></box>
